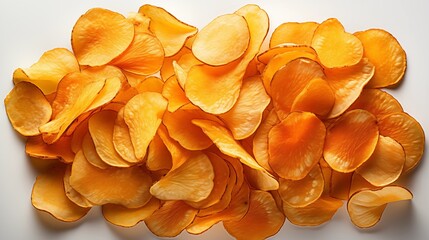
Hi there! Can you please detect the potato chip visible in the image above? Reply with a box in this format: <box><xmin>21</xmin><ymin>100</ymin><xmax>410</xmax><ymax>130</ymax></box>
<box><xmin>258</xmin><ymin>44</ymin><xmax>317</xmax><ymax>65</ymax></box>
<box><xmin>354</xmin><ymin>29</ymin><xmax>406</xmax><ymax>88</ymax></box>
<box><xmin>160</xmin><ymin>47</ymin><xmax>191</xmax><ymax>81</ymax></box>
<box><xmin>63</xmin><ymin>166</ymin><xmax>94</xmax><ymax>208</ymax></box>
<box><xmin>349</xmin><ymin>172</ymin><xmax>378</xmax><ymax>196</ymax></box>
<box><xmin>268</xmin><ymin>112</ymin><xmax>326</xmax><ymax>180</ymax></box>
<box><xmin>26</xmin><ymin>136</ymin><xmax>74</xmax><ymax>163</ymax></box>
<box><xmin>112</xmin><ymin>108</ymin><xmax>139</xmax><ymax>163</ymax></box>
<box><xmin>330</xmin><ymin>171</ymin><xmax>353</xmax><ymax>200</ymax></box>
<box><xmin>72</xmin><ymin>8</ymin><xmax>134</xmax><ymax>66</ymax></box>
<box><xmin>244</xmin><ymin>166</ymin><xmax>279</xmax><ymax>191</ymax></box>
<box><xmin>70</xmin><ymin>119</ymin><xmax>89</xmax><ymax>154</ymax></box>
<box><xmin>81</xmin><ymin>133</ymin><xmax>109</xmax><ymax>169</ymax></box>
<box><xmin>147</xmin><ymin>132</ymin><xmax>173</xmax><ymax>171</ymax></box>
<box><xmin>162</xmin><ymin>75</ymin><xmax>190</xmax><ymax>112</ymax></box>
<box><xmin>192</xmin><ymin>14</ymin><xmax>250</xmax><ymax>66</ymax></box>
<box><xmin>13</xmin><ymin>48</ymin><xmax>79</xmax><ymax>94</ymax></box>
<box><xmin>312</xmin><ymin>18</ymin><xmax>363</xmax><ymax>68</ymax></box>
<box><xmin>134</xmin><ymin>76</ymin><xmax>164</xmax><ymax>94</ymax></box>
<box><xmin>324</xmin><ymin>109</ymin><xmax>379</xmax><ymax>172</ymax></box>
<box><xmin>347</xmin><ymin>186</ymin><xmax>412</xmax><ymax>228</ymax></box>
<box><xmin>86</xmin><ymin>77</ymin><xmax>122</xmax><ymax>112</ymax></box>
<box><xmin>32</xmin><ymin>165</ymin><xmax>90</xmax><ymax>222</ymax></box>
<box><xmin>70</xmin><ymin>151</ymin><xmax>152</xmax><ymax>208</ymax></box>
<box><xmin>5</xmin><ymin>82</ymin><xmax>52</xmax><ymax>136</ymax></box>
<box><xmin>126</xmin><ymin>12</ymin><xmax>151</xmax><ymax>34</ymax></box>
<box><xmin>139</xmin><ymin>4</ymin><xmax>197</xmax><ymax>57</ymax></box>
<box><xmin>270</xmin><ymin>22</ymin><xmax>319</xmax><ymax>47</ymax></box>
<box><xmin>157</xmin><ymin>124</ymin><xmax>193</xmax><ymax>170</ymax></box>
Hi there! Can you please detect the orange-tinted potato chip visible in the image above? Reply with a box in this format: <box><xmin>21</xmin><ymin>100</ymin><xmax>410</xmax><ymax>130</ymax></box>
<box><xmin>32</xmin><ymin>165</ymin><xmax>90</xmax><ymax>222</ymax></box>
<box><xmin>135</xmin><ymin>76</ymin><xmax>164</xmax><ymax>94</ymax></box>
<box><xmin>13</xmin><ymin>48</ymin><xmax>79</xmax><ymax>94</ymax></box>
<box><xmin>147</xmin><ymin>132</ymin><xmax>173</xmax><ymax>171</ymax></box>
<box><xmin>5</xmin><ymin>82</ymin><xmax>52</xmax><ymax>136</ymax></box>
<box><xmin>355</xmin><ymin>29</ymin><xmax>406</xmax><ymax>88</ymax></box>
<box><xmin>81</xmin><ymin>133</ymin><xmax>109</xmax><ymax>169</ymax></box>
<box><xmin>356</xmin><ymin>136</ymin><xmax>405</xmax><ymax>186</ymax></box>
<box><xmin>224</xmin><ymin>190</ymin><xmax>285</xmax><ymax>240</ymax></box>
<box><xmin>378</xmin><ymin>112</ymin><xmax>425</xmax><ymax>173</ymax></box>
<box><xmin>347</xmin><ymin>186</ymin><xmax>412</xmax><ymax>228</ymax></box>
<box><xmin>26</xmin><ymin>136</ymin><xmax>74</xmax><ymax>163</ymax></box>
<box><xmin>244</xmin><ymin>166</ymin><xmax>279</xmax><ymax>191</ymax></box>
<box><xmin>160</xmin><ymin>47</ymin><xmax>191</xmax><ymax>81</ymax></box>
<box><xmin>72</xmin><ymin>8</ymin><xmax>134</xmax><ymax>66</ymax></box>
<box><xmin>253</xmin><ymin>109</ymin><xmax>279</xmax><ymax>172</ymax></box>
<box><xmin>70</xmin><ymin>119</ymin><xmax>89</xmax><ymax>154</ymax></box>
<box><xmin>330</xmin><ymin>171</ymin><xmax>353</xmax><ymax>200</ymax></box>
<box><xmin>270</xmin><ymin>22</ymin><xmax>319</xmax><ymax>47</ymax></box>
<box><xmin>86</xmin><ymin>77</ymin><xmax>122</xmax><ymax>112</ymax></box>
<box><xmin>162</xmin><ymin>75</ymin><xmax>190</xmax><ymax>112</ymax></box>
<box><xmin>192</xmin><ymin>14</ymin><xmax>250</xmax><ymax>66</ymax></box>
<box><xmin>63</xmin><ymin>166</ymin><xmax>94</xmax><ymax>208</ymax></box>
<box><xmin>324</xmin><ymin>109</ymin><xmax>379</xmax><ymax>172</ymax></box>
<box><xmin>157</xmin><ymin>124</ymin><xmax>193</xmax><ymax>170</ymax></box>
<box><xmin>349</xmin><ymin>173</ymin><xmax>378</xmax><ymax>197</ymax></box>
<box><xmin>70</xmin><ymin>151</ymin><xmax>152</xmax><ymax>208</ymax></box>
<box><xmin>126</xmin><ymin>12</ymin><xmax>151</xmax><ymax>34</ymax></box>
<box><xmin>145</xmin><ymin>200</ymin><xmax>198</xmax><ymax>237</ymax></box>
<box><xmin>278</xmin><ymin>164</ymin><xmax>324</xmax><ymax>207</ymax></box>
<box><xmin>112</xmin><ymin>108</ymin><xmax>139</xmax><ymax>163</ymax></box>
<box><xmin>283</xmin><ymin>196</ymin><xmax>343</xmax><ymax>226</ymax></box>
<box><xmin>268</xmin><ymin>112</ymin><xmax>326</xmax><ymax>180</ymax></box>
<box><xmin>139</xmin><ymin>4</ymin><xmax>197</xmax><ymax>57</ymax></box>
<box><xmin>312</xmin><ymin>18</ymin><xmax>363</xmax><ymax>68</ymax></box>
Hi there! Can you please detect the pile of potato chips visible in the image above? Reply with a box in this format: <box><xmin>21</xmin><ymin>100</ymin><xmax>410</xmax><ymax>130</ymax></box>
<box><xmin>4</xmin><ymin>4</ymin><xmax>425</xmax><ymax>239</ymax></box>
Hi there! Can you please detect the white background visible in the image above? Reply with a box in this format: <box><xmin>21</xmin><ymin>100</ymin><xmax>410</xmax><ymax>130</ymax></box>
<box><xmin>1</xmin><ymin>0</ymin><xmax>428</xmax><ymax>239</ymax></box>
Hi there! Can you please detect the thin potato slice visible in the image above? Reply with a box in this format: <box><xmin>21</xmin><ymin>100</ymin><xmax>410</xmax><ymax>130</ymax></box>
<box><xmin>113</xmin><ymin>108</ymin><xmax>139</xmax><ymax>163</ymax></box>
<box><xmin>347</xmin><ymin>186</ymin><xmax>412</xmax><ymax>228</ymax></box>
<box><xmin>5</xmin><ymin>82</ymin><xmax>52</xmax><ymax>136</ymax></box>
<box><xmin>63</xmin><ymin>166</ymin><xmax>94</xmax><ymax>208</ymax></box>
<box><xmin>330</xmin><ymin>171</ymin><xmax>353</xmax><ymax>200</ymax></box>
<box><xmin>193</xmin><ymin>119</ymin><xmax>264</xmax><ymax>171</ymax></box>
<box><xmin>283</xmin><ymin>196</ymin><xmax>343</xmax><ymax>226</ymax></box>
<box><xmin>150</xmin><ymin>152</ymin><xmax>214</xmax><ymax>202</ymax></box>
<box><xmin>192</xmin><ymin>14</ymin><xmax>250</xmax><ymax>66</ymax></box>
<box><xmin>278</xmin><ymin>164</ymin><xmax>324</xmax><ymax>207</ymax></box>
<box><xmin>81</xmin><ymin>133</ymin><xmax>109</xmax><ymax>169</ymax></box>
<box><xmin>244</xmin><ymin>166</ymin><xmax>279</xmax><ymax>191</ymax></box>
<box><xmin>32</xmin><ymin>165</ymin><xmax>90</xmax><ymax>222</ymax></box>
<box><xmin>147</xmin><ymin>132</ymin><xmax>172</xmax><ymax>171</ymax></box>
<box><xmin>224</xmin><ymin>190</ymin><xmax>285</xmax><ymax>240</ymax></box>
<box><xmin>135</xmin><ymin>76</ymin><xmax>164</xmax><ymax>94</ymax></box>
<box><xmin>162</xmin><ymin>75</ymin><xmax>190</xmax><ymax>112</ymax></box>
<box><xmin>356</xmin><ymin>136</ymin><xmax>405</xmax><ymax>186</ymax></box>
<box><xmin>72</xmin><ymin>8</ymin><xmax>134</xmax><ymax>66</ymax></box>
<box><xmin>124</xmin><ymin>92</ymin><xmax>167</xmax><ymax>160</ymax></box>
<box><xmin>355</xmin><ymin>29</ymin><xmax>406</xmax><ymax>88</ymax></box>
<box><xmin>70</xmin><ymin>151</ymin><xmax>152</xmax><ymax>208</ymax></box>
<box><xmin>86</xmin><ymin>77</ymin><xmax>122</xmax><ymax>112</ymax></box>
<box><xmin>312</xmin><ymin>18</ymin><xmax>363</xmax><ymax>68</ymax></box>
<box><xmin>26</xmin><ymin>136</ymin><xmax>74</xmax><ymax>163</ymax></box>
<box><xmin>139</xmin><ymin>4</ymin><xmax>197</xmax><ymax>57</ymax></box>
<box><xmin>324</xmin><ymin>109</ymin><xmax>379</xmax><ymax>172</ymax></box>
<box><xmin>253</xmin><ymin>109</ymin><xmax>279</xmax><ymax>172</ymax></box>
<box><xmin>13</xmin><ymin>48</ymin><xmax>79</xmax><ymax>94</ymax></box>
<box><xmin>270</xmin><ymin>22</ymin><xmax>319</xmax><ymax>47</ymax></box>
<box><xmin>268</xmin><ymin>112</ymin><xmax>326</xmax><ymax>180</ymax></box>
<box><xmin>145</xmin><ymin>200</ymin><xmax>198</xmax><ymax>237</ymax></box>
<box><xmin>219</xmin><ymin>76</ymin><xmax>271</xmax><ymax>140</ymax></box>
<box><xmin>175</xmin><ymin>55</ymin><xmax>202</xmax><ymax>88</ymax></box>
<box><xmin>102</xmin><ymin>197</ymin><xmax>160</xmax><ymax>227</ymax></box>
<box><xmin>378</xmin><ymin>112</ymin><xmax>425</xmax><ymax>173</ymax></box>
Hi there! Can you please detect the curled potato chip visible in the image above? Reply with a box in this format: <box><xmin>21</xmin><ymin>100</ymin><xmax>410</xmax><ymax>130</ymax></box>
<box><xmin>81</xmin><ymin>133</ymin><xmax>109</xmax><ymax>169</ymax></box>
<box><xmin>312</xmin><ymin>18</ymin><xmax>363</xmax><ymax>68</ymax></box>
<box><xmin>268</xmin><ymin>112</ymin><xmax>326</xmax><ymax>180</ymax></box>
<box><xmin>356</xmin><ymin>136</ymin><xmax>405</xmax><ymax>186</ymax></box>
<box><xmin>139</xmin><ymin>4</ymin><xmax>197</xmax><ymax>57</ymax></box>
<box><xmin>244</xmin><ymin>166</ymin><xmax>279</xmax><ymax>191</ymax></box>
<box><xmin>145</xmin><ymin>200</ymin><xmax>198</xmax><ymax>237</ymax></box>
<box><xmin>161</xmin><ymin>47</ymin><xmax>191</xmax><ymax>81</ymax></box>
<box><xmin>147</xmin><ymin>132</ymin><xmax>172</xmax><ymax>171</ymax></box>
<box><xmin>283</xmin><ymin>196</ymin><xmax>343</xmax><ymax>226</ymax></box>
<box><xmin>270</xmin><ymin>22</ymin><xmax>319</xmax><ymax>47</ymax></box>
<box><xmin>278</xmin><ymin>164</ymin><xmax>324</xmax><ymax>207</ymax></box>
<box><xmin>102</xmin><ymin>197</ymin><xmax>160</xmax><ymax>227</ymax></box>
<box><xmin>72</xmin><ymin>8</ymin><xmax>134</xmax><ymax>66</ymax></box>
<box><xmin>354</xmin><ymin>29</ymin><xmax>406</xmax><ymax>88</ymax></box>
<box><xmin>5</xmin><ymin>82</ymin><xmax>52</xmax><ymax>136</ymax></box>
<box><xmin>349</xmin><ymin>173</ymin><xmax>378</xmax><ymax>197</ymax></box>
<box><xmin>324</xmin><ymin>109</ymin><xmax>379</xmax><ymax>172</ymax></box>
<box><xmin>378</xmin><ymin>112</ymin><xmax>425</xmax><ymax>173</ymax></box>
<box><xmin>192</xmin><ymin>14</ymin><xmax>250</xmax><ymax>66</ymax></box>
<box><xmin>86</xmin><ymin>77</ymin><xmax>122</xmax><ymax>112</ymax></box>
<box><xmin>13</xmin><ymin>48</ymin><xmax>79</xmax><ymax>94</ymax></box>
<box><xmin>32</xmin><ymin>165</ymin><xmax>90</xmax><ymax>222</ymax></box>
<box><xmin>26</xmin><ymin>136</ymin><xmax>74</xmax><ymax>163</ymax></box>
<box><xmin>157</xmin><ymin>124</ymin><xmax>193</xmax><ymax>170</ymax></box>
<box><xmin>112</xmin><ymin>108</ymin><xmax>139</xmax><ymax>163</ymax></box>
<box><xmin>162</xmin><ymin>75</ymin><xmax>190</xmax><ymax>112</ymax></box>
<box><xmin>253</xmin><ymin>109</ymin><xmax>279</xmax><ymax>172</ymax></box>
<box><xmin>63</xmin><ymin>166</ymin><xmax>94</xmax><ymax>208</ymax></box>
<box><xmin>224</xmin><ymin>190</ymin><xmax>285</xmax><ymax>240</ymax></box>
<box><xmin>347</xmin><ymin>186</ymin><xmax>412</xmax><ymax>228</ymax></box>
<box><xmin>70</xmin><ymin>151</ymin><xmax>152</xmax><ymax>208</ymax></box>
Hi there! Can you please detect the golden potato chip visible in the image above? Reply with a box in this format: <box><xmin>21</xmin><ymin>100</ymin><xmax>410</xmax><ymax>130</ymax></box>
<box><xmin>378</xmin><ymin>112</ymin><xmax>425</xmax><ymax>173</ymax></box>
<box><xmin>278</xmin><ymin>164</ymin><xmax>324</xmax><ymax>207</ymax></box>
<box><xmin>139</xmin><ymin>4</ymin><xmax>197</xmax><ymax>57</ymax></box>
<box><xmin>324</xmin><ymin>109</ymin><xmax>379</xmax><ymax>172</ymax></box>
<box><xmin>32</xmin><ymin>165</ymin><xmax>90</xmax><ymax>222</ymax></box>
<box><xmin>244</xmin><ymin>166</ymin><xmax>279</xmax><ymax>191</ymax></box>
<box><xmin>347</xmin><ymin>186</ymin><xmax>412</xmax><ymax>228</ymax></box>
<box><xmin>86</xmin><ymin>77</ymin><xmax>122</xmax><ymax>112</ymax></box>
<box><xmin>157</xmin><ymin>124</ymin><xmax>193</xmax><ymax>170</ymax></box>
<box><xmin>124</xmin><ymin>92</ymin><xmax>167</xmax><ymax>159</ymax></box>
<box><xmin>312</xmin><ymin>18</ymin><xmax>363</xmax><ymax>68</ymax></box>
<box><xmin>349</xmin><ymin>172</ymin><xmax>378</xmax><ymax>196</ymax></box>
<box><xmin>147</xmin><ymin>132</ymin><xmax>173</xmax><ymax>171</ymax></box>
<box><xmin>175</xmin><ymin>55</ymin><xmax>202</xmax><ymax>88</ymax></box>
<box><xmin>13</xmin><ymin>48</ymin><xmax>79</xmax><ymax>94</ymax></box>
<box><xmin>268</xmin><ymin>112</ymin><xmax>326</xmax><ymax>180</ymax></box>
<box><xmin>354</xmin><ymin>29</ymin><xmax>406</xmax><ymax>88</ymax></box>
<box><xmin>145</xmin><ymin>200</ymin><xmax>198</xmax><ymax>237</ymax></box>
<box><xmin>162</xmin><ymin>75</ymin><xmax>190</xmax><ymax>112</ymax></box>
<box><xmin>70</xmin><ymin>119</ymin><xmax>89</xmax><ymax>154</ymax></box>
<box><xmin>150</xmin><ymin>152</ymin><xmax>214</xmax><ymax>202</ymax></box>
<box><xmin>192</xmin><ymin>14</ymin><xmax>250</xmax><ymax>66</ymax></box>
<box><xmin>219</xmin><ymin>76</ymin><xmax>271</xmax><ymax>140</ymax></box>
<box><xmin>356</xmin><ymin>136</ymin><xmax>405</xmax><ymax>186</ymax></box>
<box><xmin>26</xmin><ymin>136</ymin><xmax>74</xmax><ymax>163</ymax></box>
<box><xmin>160</xmin><ymin>47</ymin><xmax>191</xmax><ymax>81</ymax></box>
<box><xmin>112</xmin><ymin>108</ymin><xmax>139</xmax><ymax>163</ymax></box>
<box><xmin>270</xmin><ymin>22</ymin><xmax>319</xmax><ymax>47</ymax></box>
<box><xmin>70</xmin><ymin>151</ymin><xmax>152</xmax><ymax>208</ymax></box>
<box><xmin>81</xmin><ymin>133</ymin><xmax>109</xmax><ymax>170</ymax></box>
<box><xmin>330</xmin><ymin>171</ymin><xmax>353</xmax><ymax>200</ymax></box>
<box><xmin>283</xmin><ymin>196</ymin><xmax>343</xmax><ymax>226</ymax></box>
<box><xmin>63</xmin><ymin>166</ymin><xmax>94</xmax><ymax>208</ymax></box>
<box><xmin>134</xmin><ymin>76</ymin><xmax>164</xmax><ymax>94</ymax></box>
<box><xmin>5</xmin><ymin>82</ymin><xmax>52</xmax><ymax>136</ymax></box>
<box><xmin>102</xmin><ymin>197</ymin><xmax>160</xmax><ymax>227</ymax></box>
<box><xmin>224</xmin><ymin>190</ymin><xmax>285</xmax><ymax>240</ymax></box>
<box><xmin>72</xmin><ymin>8</ymin><xmax>134</xmax><ymax>66</ymax></box>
